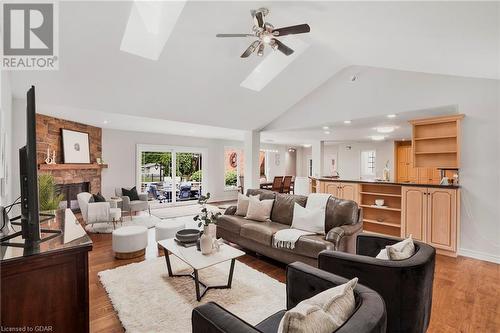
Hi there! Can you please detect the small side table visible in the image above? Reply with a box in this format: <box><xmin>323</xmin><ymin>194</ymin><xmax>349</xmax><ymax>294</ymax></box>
<box><xmin>109</xmin><ymin>197</ymin><xmax>125</xmax><ymax>226</ymax></box>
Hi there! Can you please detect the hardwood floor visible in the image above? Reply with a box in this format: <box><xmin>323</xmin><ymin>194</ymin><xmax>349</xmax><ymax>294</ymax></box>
<box><xmin>87</xmin><ymin>224</ymin><xmax>499</xmax><ymax>333</ymax></box>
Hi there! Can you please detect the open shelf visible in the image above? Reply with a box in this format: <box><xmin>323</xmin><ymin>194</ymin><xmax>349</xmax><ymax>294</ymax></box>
<box><xmin>359</xmin><ymin>191</ymin><xmax>401</xmax><ymax>198</ymax></box>
<box><xmin>363</xmin><ymin>219</ymin><xmax>400</xmax><ymax>228</ymax></box>
<box><xmin>414</xmin><ymin>135</ymin><xmax>457</xmax><ymax>141</ymax></box>
<box><xmin>360</xmin><ymin>204</ymin><xmax>401</xmax><ymax>212</ymax></box>
<box><xmin>415</xmin><ymin>151</ymin><xmax>457</xmax><ymax>155</ymax></box>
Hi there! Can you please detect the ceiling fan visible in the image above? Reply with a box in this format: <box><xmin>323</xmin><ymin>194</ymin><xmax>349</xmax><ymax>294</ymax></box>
<box><xmin>216</xmin><ymin>8</ymin><xmax>310</xmax><ymax>58</ymax></box>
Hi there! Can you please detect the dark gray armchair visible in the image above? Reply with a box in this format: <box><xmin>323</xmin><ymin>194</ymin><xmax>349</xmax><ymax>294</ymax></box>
<box><xmin>318</xmin><ymin>233</ymin><xmax>436</xmax><ymax>333</ymax></box>
<box><xmin>192</xmin><ymin>262</ymin><xmax>386</xmax><ymax>333</ymax></box>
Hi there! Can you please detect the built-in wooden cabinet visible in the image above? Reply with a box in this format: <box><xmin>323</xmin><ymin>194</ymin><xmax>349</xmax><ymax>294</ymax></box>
<box><xmin>320</xmin><ymin>181</ymin><xmax>359</xmax><ymax>202</ymax></box>
<box><xmin>402</xmin><ymin>186</ymin><xmax>459</xmax><ymax>256</ymax></box>
<box><xmin>359</xmin><ymin>184</ymin><xmax>402</xmax><ymax>237</ymax></box>
<box><xmin>410</xmin><ymin>114</ymin><xmax>464</xmax><ymax>169</ymax></box>
<box><xmin>396</xmin><ymin>142</ymin><xmax>448</xmax><ymax>185</ymax></box>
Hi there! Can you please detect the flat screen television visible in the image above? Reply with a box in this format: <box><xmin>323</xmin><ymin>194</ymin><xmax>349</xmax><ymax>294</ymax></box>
<box><xmin>0</xmin><ymin>86</ymin><xmax>60</xmax><ymax>248</ymax></box>
<box><xmin>19</xmin><ymin>85</ymin><xmax>41</xmax><ymax>242</ymax></box>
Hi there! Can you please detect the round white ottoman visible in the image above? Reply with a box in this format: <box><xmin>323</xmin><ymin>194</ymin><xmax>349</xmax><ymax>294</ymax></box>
<box><xmin>112</xmin><ymin>226</ymin><xmax>148</xmax><ymax>259</ymax></box>
<box><xmin>155</xmin><ymin>219</ymin><xmax>186</xmax><ymax>246</ymax></box>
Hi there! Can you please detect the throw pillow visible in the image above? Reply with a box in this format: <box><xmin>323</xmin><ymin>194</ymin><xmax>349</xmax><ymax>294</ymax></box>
<box><xmin>291</xmin><ymin>203</ymin><xmax>325</xmax><ymax>234</ymax></box>
<box><xmin>376</xmin><ymin>235</ymin><xmax>415</xmax><ymax>260</ymax></box>
<box><xmin>92</xmin><ymin>192</ymin><xmax>106</xmax><ymax>202</ymax></box>
<box><xmin>88</xmin><ymin>195</ymin><xmax>95</xmax><ymax>203</ymax></box>
<box><xmin>235</xmin><ymin>193</ymin><xmax>260</xmax><ymax>216</ymax></box>
<box><xmin>122</xmin><ymin>187</ymin><xmax>140</xmax><ymax>201</ymax></box>
<box><xmin>245</xmin><ymin>196</ymin><xmax>274</xmax><ymax>222</ymax></box>
<box><xmin>277</xmin><ymin>278</ymin><xmax>358</xmax><ymax>333</ymax></box>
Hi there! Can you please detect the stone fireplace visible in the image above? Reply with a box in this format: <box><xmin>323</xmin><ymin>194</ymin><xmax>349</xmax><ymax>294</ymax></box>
<box><xmin>36</xmin><ymin>114</ymin><xmax>105</xmax><ymax>211</ymax></box>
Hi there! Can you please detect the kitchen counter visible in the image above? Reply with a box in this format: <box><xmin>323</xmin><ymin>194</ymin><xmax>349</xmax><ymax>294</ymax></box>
<box><xmin>309</xmin><ymin>177</ymin><xmax>460</xmax><ymax>189</ymax></box>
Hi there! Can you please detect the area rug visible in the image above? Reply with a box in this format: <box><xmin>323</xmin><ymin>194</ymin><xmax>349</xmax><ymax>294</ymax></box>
<box><xmin>98</xmin><ymin>255</ymin><xmax>286</xmax><ymax>333</ymax></box>
<box><xmin>85</xmin><ymin>215</ymin><xmax>161</xmax><ymax>234</ymax></box>
<box><xmin>150</xmin><ymin>203</ymin><xmax>221</xmax><ymax>220</ymax></box>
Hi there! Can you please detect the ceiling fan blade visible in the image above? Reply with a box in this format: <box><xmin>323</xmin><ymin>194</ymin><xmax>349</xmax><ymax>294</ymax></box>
<box><xmin>216</xmin><ymin>34</ymin><xmax>254</xmax><ymax>38</ymax></box>
<box><xmin>272</xmin><ymin>39</ymin><xmax>294</xmax><ymax>56</ymax></box>
<box><xmin>272</xmin><ymin>24</ymin><xmax>310</xmax><ymax>36</ymax></box>
<box><xmin>241</xmin><ymin>40</ymin><xmax>261</xmax><ymax>58</ymax></box>
<box><xmin>253</xmin><ymin>11</ymin><xmax>265</xmax><ymax>28</ymax></box>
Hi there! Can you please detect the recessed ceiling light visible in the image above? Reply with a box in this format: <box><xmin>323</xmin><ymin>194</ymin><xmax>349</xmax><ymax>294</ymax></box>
<box><xmin>103</xmin><ymin>120</ymin><xmax>109</xmax><ymax>124</ymax></box>
<box><xmin>322</xmin><ymin>126</ymin><xmax>330</xmax><ymax>130</ymax></box>
<box><xmin>343</xmin><ymin>120</ymin><xmax>351</xmax><ymax>124</ymax></box>
<box><xmin>376</xmin><ymin>126</ymin><xmax>395</xmax><ymax>133</ymax></box>
<box><xmin>302</xmin><ymin>144</ymin><xmax>312</xmax><ymax>148</ymax></box>
<box><xmin>387</xmin><ymin>114</ymin><xmax>397</xmax><ymax>118</ymax></box>
<box><xmin>371</xmin><ymin>135</ymin><xmax>385</xmax><ymax>141</ymax></box>
<box><xmin>324</xmin><ymin>131</ymin><xmax>331</xmax><ymax>135</ymax></box>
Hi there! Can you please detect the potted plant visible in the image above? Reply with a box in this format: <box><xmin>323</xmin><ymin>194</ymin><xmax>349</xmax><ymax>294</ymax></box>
<box><xmin>38</xmin><ymin>174</ymin><xmax>64</xmax><ymax>214</ymax></box>
<box><xmin>193</xmin><ymin>193</ymin><xmax>221</xmax><ymax>254</ymax></box>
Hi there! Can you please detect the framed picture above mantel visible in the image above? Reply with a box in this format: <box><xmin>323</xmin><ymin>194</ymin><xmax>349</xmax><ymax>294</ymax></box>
<box><xmin>61</xmin><ymin>129</ymin><xmax>90</xmax><ymax>163</ymax></box>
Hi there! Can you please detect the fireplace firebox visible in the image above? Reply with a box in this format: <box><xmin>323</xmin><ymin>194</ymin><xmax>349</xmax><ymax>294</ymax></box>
<box><xmin>57</xmin><ymin>182</ymin><xmax>90</xmax><ymax>211</ymax></box>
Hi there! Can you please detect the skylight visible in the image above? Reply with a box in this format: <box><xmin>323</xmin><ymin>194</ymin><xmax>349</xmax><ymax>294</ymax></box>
<box><xmin>240</xmin><ymin>36</ymin><xmax>309</xmax><ymax>91</ymax></box>
<box><xmin>120</xmin><ymin>1</ymin><xmax>187</xmax><ymax>60</ymax></box>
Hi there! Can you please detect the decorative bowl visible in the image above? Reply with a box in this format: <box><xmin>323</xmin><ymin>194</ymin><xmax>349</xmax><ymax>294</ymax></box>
<box><xmin>175</xmin><ymin>229</ymin><xmax>201</xmax><ymax>243</ymax></box>
<box><xmin>375</xmin><ymin>199</ymin><xmax>385</xmax><ymax>206</ymax></box>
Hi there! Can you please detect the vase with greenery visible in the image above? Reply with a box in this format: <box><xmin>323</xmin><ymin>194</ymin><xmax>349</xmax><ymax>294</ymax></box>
<box><xmin>38</xmin><ymin>174</ymin><xmax>64</xmax><ymax>212</ymax></box>
<box><xmin>193</xmin><ymin>193</ymin><xmax>221</xmax><ymax>254</ymax></box>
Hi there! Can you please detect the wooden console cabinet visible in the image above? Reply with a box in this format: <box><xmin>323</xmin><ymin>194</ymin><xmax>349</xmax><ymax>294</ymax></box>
<box><xmin>1</xmin><ymin>210</ymin><xmax>92</xmax><ymax>332</ymax></box>
<box><xmin>402</xmin><ymin>186</ymin><xmax>459</xmax><ymax>256</ymax></box>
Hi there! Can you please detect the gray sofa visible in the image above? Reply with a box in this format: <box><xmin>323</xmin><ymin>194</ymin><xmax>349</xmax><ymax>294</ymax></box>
<box><xmin>217</xmin><ymin>189</ymin><xmax>363</xmax><ymax>267</ymax></box>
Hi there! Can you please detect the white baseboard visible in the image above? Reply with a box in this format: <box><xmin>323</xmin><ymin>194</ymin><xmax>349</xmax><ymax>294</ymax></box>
<box><xmin>458</xmin><ymin>248</ymin><xmax>500</xmax><ymax>264</ymax></box>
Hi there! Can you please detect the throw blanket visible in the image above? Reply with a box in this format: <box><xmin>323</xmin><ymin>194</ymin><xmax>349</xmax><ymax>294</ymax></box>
<box><xmin>87</xmin><ymin>202</ymin><xmax>110</xmax><ymax>223</ymax></box>
<box><xmin>273</xmin><ymin>193</ymin><xmax>331</xmax><ymax>249</ymax></box>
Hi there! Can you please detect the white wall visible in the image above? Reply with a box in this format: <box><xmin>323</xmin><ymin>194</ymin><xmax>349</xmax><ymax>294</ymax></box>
<box><xmin>297</xmin><ymin>141</ymin><xmax>394</xmax><ymax>180</ymax></box>
<box><xmin>0</xmin><ymin>72</ymin><xmax>13</xmax><ymax>207</ymax></box>
<box><xmin>102</xmin><ymin>129</ymin><xmax>242</xmax><ymax>203</ymax></box>
<box><xmin>267</xmin><ymin>66</ymin><xmax>500</xmax><ymax>263</ymax></box>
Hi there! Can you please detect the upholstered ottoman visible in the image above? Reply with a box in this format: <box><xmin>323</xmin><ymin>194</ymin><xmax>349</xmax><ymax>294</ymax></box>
<box><xmin>112</xmin><ymin>226</ymin><xmax>148</xmax><ymax>259</ymax></box>
<box><xmin>155</xmin><ymin>219</ymin><xmax>186</xmax><ymax>247</ymax></box>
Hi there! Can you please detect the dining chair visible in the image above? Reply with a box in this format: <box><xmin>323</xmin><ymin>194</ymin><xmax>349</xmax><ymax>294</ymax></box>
<box><xmin>271</xmin><ymin>176</ymin><xmax>284</xmax><ymax>192</ymax></box>
<box><xmin>282</xmin><ymin>175</ymin><xmax>293</xmax><ymax>194</ymax></box>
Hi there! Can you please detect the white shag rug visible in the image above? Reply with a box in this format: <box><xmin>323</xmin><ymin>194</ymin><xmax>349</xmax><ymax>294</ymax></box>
<box><xmin>151</xmin><ymin>204</ymin><xmax>221</xmax><ymax>220</ymax></box>
<box><xmin>85</xmin><ymin>215</ymin><xmax>161</xmax><ymax>234</ymax></box>
<box><xmin>99</xmin><ymin>255</ymin><xmax>286</xmax><ymax>333</ymax></box>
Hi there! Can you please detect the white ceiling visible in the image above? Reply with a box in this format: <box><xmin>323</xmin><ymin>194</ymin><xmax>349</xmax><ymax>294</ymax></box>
<box><xmin>260</xmin><ymin>105</ymin><xmax>458</xmax><ymax>146</ymax></box>
<box><xmin>9</xmin><ymin>1</ymin><xmax>499</xmax><ymax>141</ymax></box>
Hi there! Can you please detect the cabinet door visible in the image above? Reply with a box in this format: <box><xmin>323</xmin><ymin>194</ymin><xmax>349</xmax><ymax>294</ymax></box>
<box><xmin>340</xmin><ymin>183</ymin><xmax>359</xmax><ymax>203</ymax></box>
<box><xmin>417</xmin><ymin>168</ymin><xmax>433</xmax><ymax>184</ymax></box>
<box><xmin>427</xmin><ymin>188</ymin><xmax>457</xmax><ymax>252</ymax></box>
<box><xmin>323</xmin><ymin>183</ymin><xmax>340</xmax><ymax>197</ymax></box>
<box><xmin>397</xmin><ymin>146</ymin><xmax>409</xmax><ymax>182</ymax></box>
<box><xmin>408</xmin><ymin>148</ymin><xmax>418</xmax><ymax>183</ymax></box>
<box><xmin>401</xmin><ymin>187</ymin><xmax>427</xmax><ymax>241</ymax></box>
<box><xmin>431</xmin><ymin>169</ymin><xmax>442</xmax><ymax>184</ymax></box>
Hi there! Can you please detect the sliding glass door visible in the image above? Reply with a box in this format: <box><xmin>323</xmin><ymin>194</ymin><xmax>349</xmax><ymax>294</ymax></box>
<box><xmin>138</xmin><ymin>145</ymin><xmax>206</xmax><ymax>205</ymax></box>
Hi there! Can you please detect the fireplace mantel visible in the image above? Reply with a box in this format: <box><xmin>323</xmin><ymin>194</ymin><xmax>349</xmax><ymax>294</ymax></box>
<box><xmin>38</xmin><ymin>163</ymin><xmax>108</xmax><ymax>171</ymax></box>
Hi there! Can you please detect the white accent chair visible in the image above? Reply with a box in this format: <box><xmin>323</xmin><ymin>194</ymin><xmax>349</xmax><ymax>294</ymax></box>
<box><xmin>115</xmin><ymin>187</ymin><xmax>150</xmax><ymax>217</ymax></box>
<box><xmin>77</xmin><ymin>192</ymin><xmax>122</xmax><ymax>228</ymax></box>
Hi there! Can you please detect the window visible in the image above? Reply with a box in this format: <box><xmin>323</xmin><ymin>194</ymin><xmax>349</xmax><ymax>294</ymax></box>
<box><xmin>224</xmin><ymin>148</ymin><xmax>243</xmax><ymax>190</ymax></box>
<box><xmin>361</xmin><ymin>150</ymin><xmax>376</xmax><ymax>178</ymax></box>
<box><xmin>137</xmin><ymin>145</ymin><xmax>205</xmax><ymax>205</ymax></box>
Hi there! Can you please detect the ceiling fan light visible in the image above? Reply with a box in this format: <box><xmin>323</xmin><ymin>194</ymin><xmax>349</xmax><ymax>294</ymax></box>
<box><xmin>257</xmin><ymin>43</ymin><xmax>265</xmax><ymax>56</ymax></box>
<box><xmin>262</xmin><ymin>35</ymin><xmax>272</xmax><ymax>44</ymax></box>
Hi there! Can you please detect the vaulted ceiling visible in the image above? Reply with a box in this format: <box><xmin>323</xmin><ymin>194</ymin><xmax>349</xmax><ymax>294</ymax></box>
<box><xmin>9</xmin><ymin>1</ymin><xmax>499</xmax><ymax>139</ymax></box>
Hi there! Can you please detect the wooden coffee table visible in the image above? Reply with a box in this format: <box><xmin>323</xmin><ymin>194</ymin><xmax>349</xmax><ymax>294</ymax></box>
<box><xmin>158</xmin><ymin>238</ymin><xmax>245</xmax><ymax>301</ymax></box>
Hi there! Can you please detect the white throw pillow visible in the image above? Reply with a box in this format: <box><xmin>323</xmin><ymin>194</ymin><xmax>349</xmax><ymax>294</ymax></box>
<box><xmin>235</xmin><ymin>193</ymin><xmax>260</xmax><ymax>216</ymax></box>
<box><xmin>278</xmin><ymin>278</ymin><xmax>358</xmax><ymax>333</ymax></box>
<box><xmin>291</xmin><ymin>203</ymin><xmax>325</xmax><ymax>234</ymax></box>
<box><xmin>376</xmin><ymin>235</ymin><xmax>415</xmax><ymax>260</ymax></box>
<box><xmin>245</xmin><ymin>196</ymin><xmax>274</xmax><ymax>222</ymax></box>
